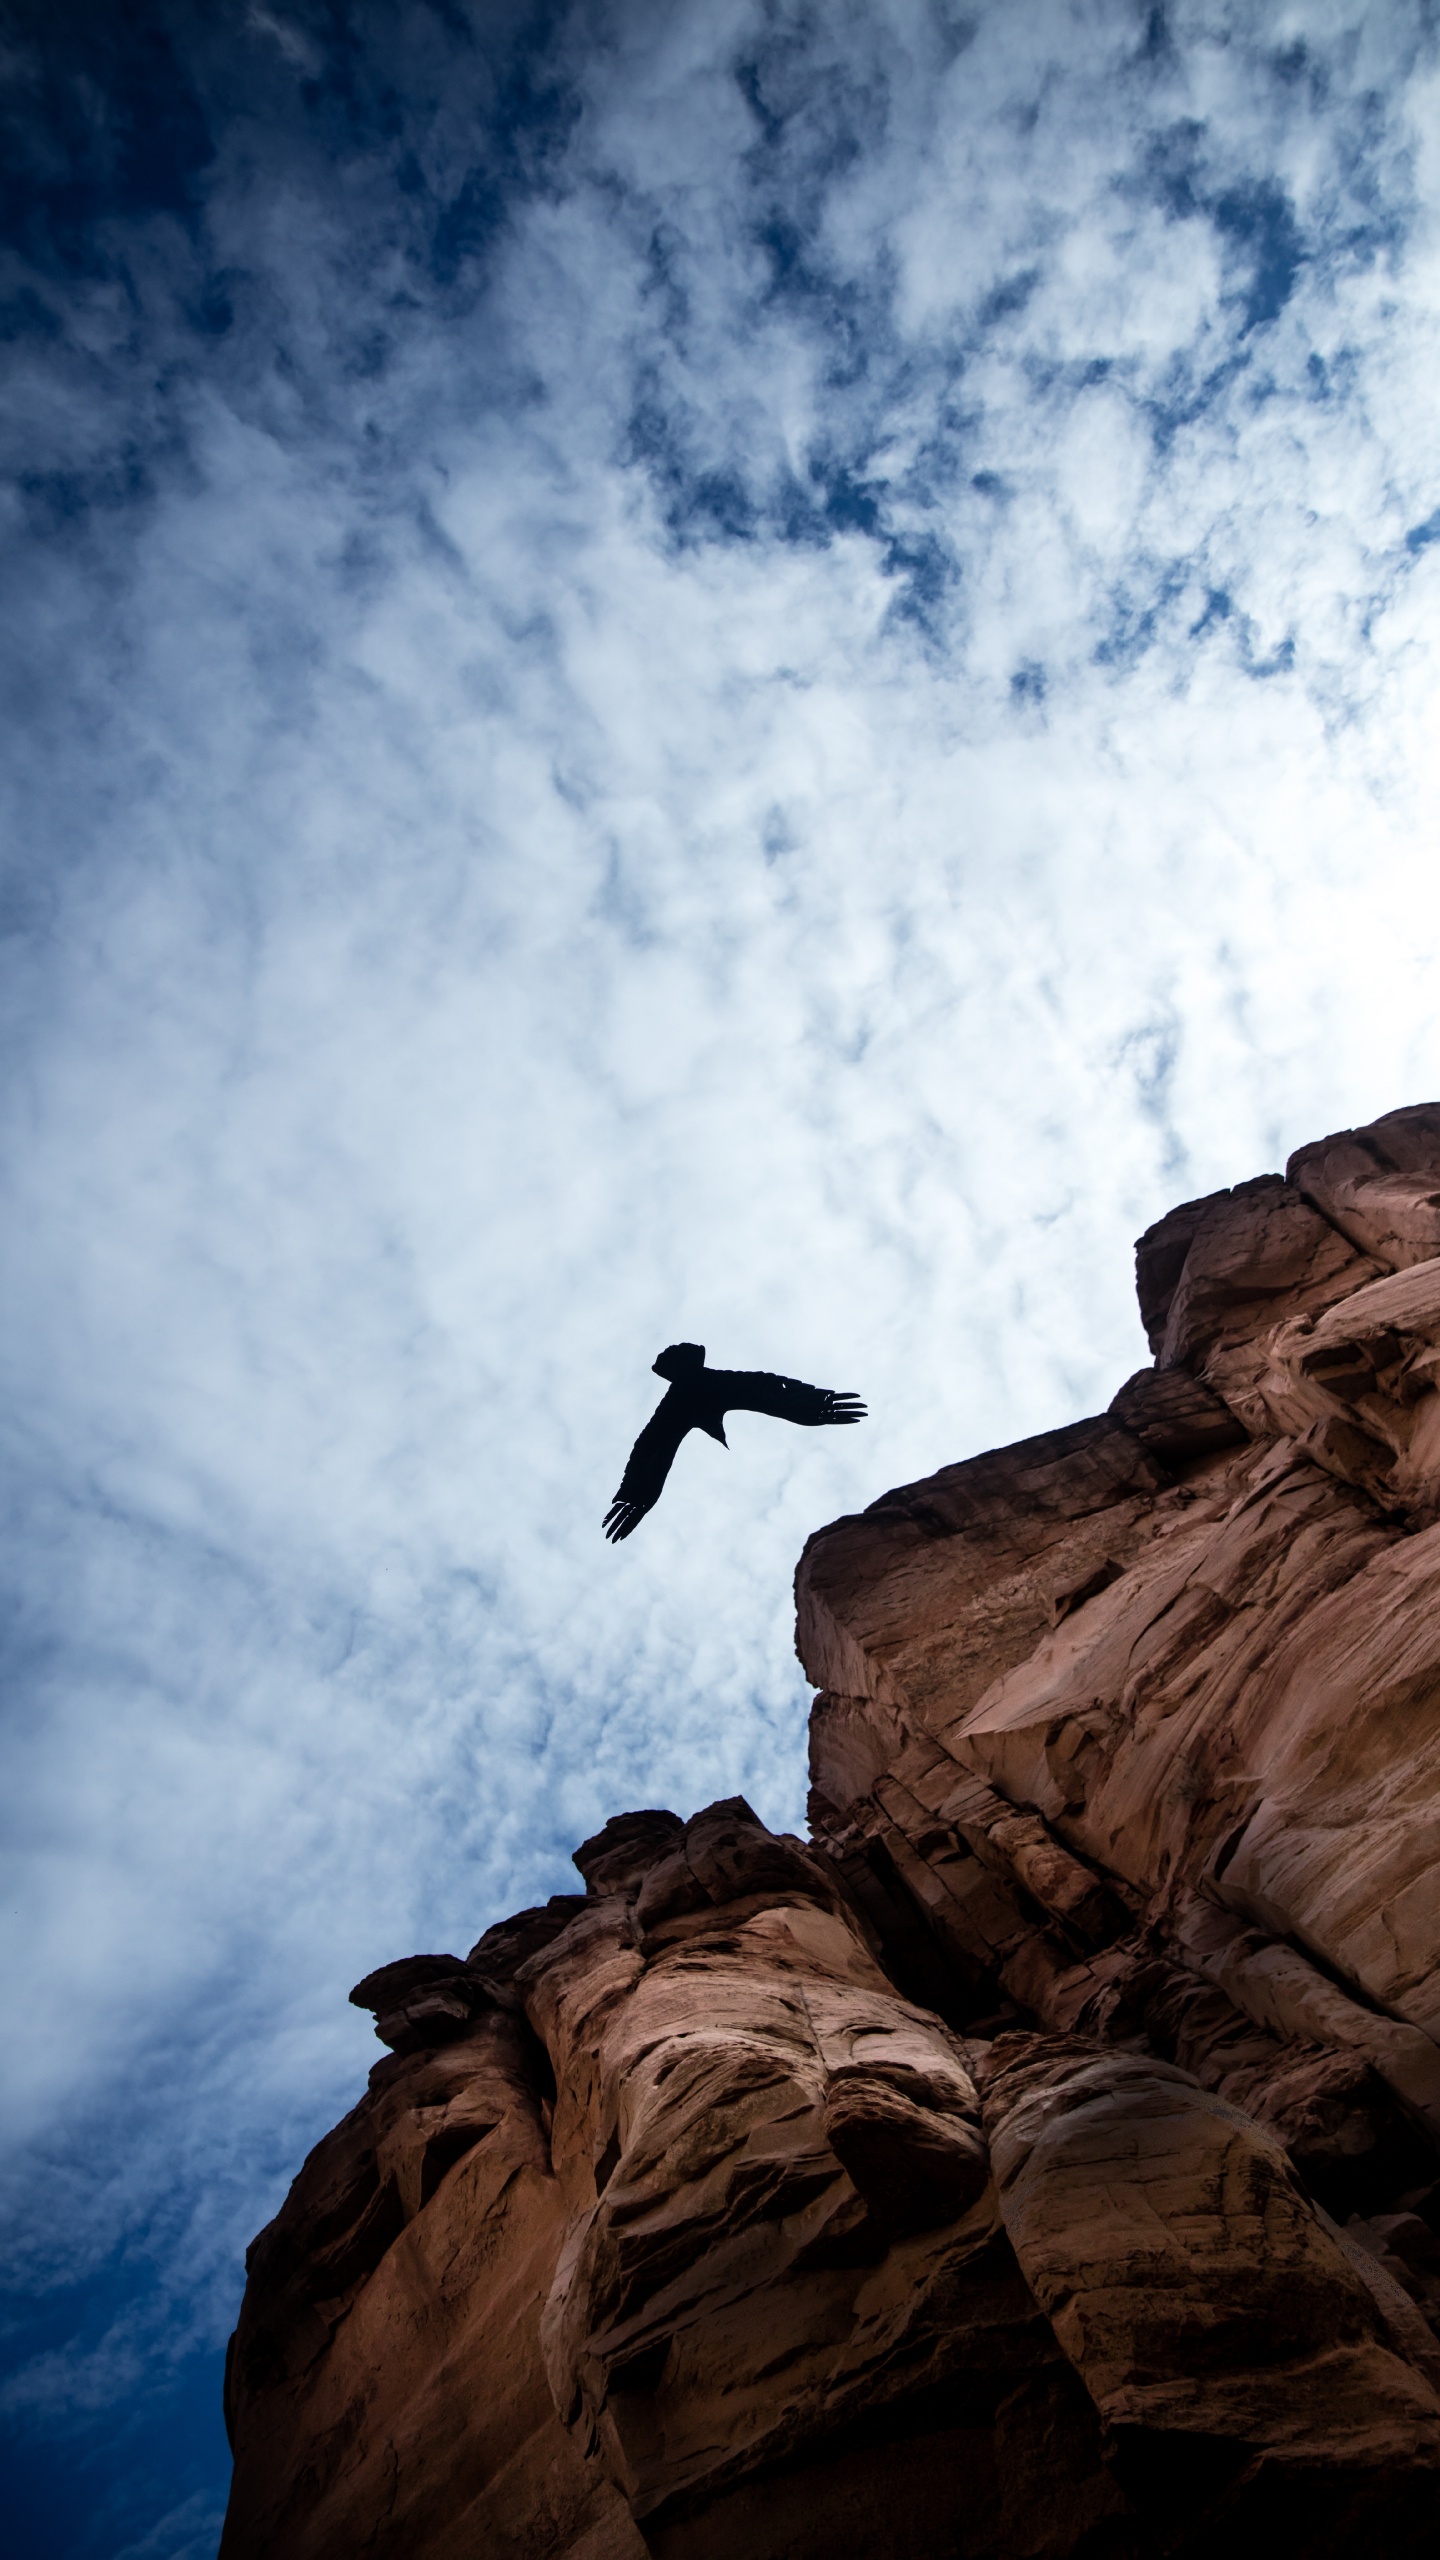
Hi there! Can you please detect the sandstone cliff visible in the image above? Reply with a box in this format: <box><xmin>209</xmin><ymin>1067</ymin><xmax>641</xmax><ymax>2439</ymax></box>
<box><xmin>221</xmin><ymin>1104</ymin><xmax>1440</xmax><ymax>2559</ymax></box>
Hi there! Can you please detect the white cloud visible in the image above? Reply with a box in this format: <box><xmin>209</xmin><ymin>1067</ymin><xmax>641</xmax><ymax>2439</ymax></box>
<box><xmin>3</xmin><ymin>0</ymin><xmax>1440</xmax><ymax>2537</ymax></box>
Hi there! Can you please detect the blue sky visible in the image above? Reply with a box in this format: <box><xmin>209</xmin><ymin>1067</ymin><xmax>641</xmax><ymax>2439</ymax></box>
<box><xmin>3</xmin><ymin>3</ymin><xmax>1440</xmax><ymax>2552</ymax></box>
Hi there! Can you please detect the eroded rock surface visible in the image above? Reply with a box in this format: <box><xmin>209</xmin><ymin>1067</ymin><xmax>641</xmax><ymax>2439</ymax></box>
<box><xmin>222</xmin><ymin>1104</ymin><xmax>1440</xmax><ymax>2559</ymax></box>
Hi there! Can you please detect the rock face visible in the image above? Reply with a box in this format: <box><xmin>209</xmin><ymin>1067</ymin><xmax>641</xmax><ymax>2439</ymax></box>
<box><xmin>222</xmin><ymin>1106</ymin><xmax>1440</xmax><ymax>2559</ymax></box>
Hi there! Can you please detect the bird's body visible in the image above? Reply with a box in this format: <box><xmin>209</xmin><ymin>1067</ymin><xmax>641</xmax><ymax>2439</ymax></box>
<box><xmin>604</xmin><ymin>1343</ymin><xmax>865</xmax><ymax>1540</ymax></box>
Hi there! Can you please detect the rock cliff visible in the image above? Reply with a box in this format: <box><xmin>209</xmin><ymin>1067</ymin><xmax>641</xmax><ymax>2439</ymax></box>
<box><xmin>221</xmin><ymin>1104</ymin><xmax>1440</xmax><ymax>2559</ymax></box>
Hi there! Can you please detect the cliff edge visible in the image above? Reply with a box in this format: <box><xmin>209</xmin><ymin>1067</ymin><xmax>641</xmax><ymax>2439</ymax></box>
<box><xmin>221</xmin><ymin>1104</ymin><xmax>1440</xmax><ymax>2559</ymax></box>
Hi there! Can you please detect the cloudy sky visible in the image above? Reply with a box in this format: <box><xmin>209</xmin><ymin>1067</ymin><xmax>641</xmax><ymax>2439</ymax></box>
<box><xmin>3</xmin><ymin>1</ymin><xmax>1440</xmax><ymax>2550</ymax></box>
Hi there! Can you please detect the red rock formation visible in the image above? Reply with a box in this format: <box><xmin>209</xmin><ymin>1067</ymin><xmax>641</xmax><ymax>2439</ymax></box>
<box><xmin>222</xmin><ymin>1105</ymin><xmax>1440</xmax><ymax>2559</ymax></box>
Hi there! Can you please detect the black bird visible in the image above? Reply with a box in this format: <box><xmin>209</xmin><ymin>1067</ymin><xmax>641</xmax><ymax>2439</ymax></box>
<box><xmin>604</xmin><ymin>1343</ymin><xmax>866</xmax><ymax>1541</ymax></box>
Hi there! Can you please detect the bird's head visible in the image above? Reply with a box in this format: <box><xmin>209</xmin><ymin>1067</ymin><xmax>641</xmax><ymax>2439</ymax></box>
<box><xmin>652</xmin><ymin>1342</ymin><xmax>706</xmax><ymax>1381</ymax></box>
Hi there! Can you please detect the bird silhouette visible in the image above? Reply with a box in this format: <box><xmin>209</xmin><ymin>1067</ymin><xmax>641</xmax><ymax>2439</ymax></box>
<box><xmin>604</xmin><ymin>1343</ymin><xmax>866</xmax><ymax>1541</ymax></box>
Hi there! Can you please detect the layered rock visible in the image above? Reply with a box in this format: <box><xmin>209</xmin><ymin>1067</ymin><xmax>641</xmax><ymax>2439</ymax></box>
<box><xmin>222</xmin><ymin>1105</ymin><xmax>1440</xmax><ymax>2558</ymax></box>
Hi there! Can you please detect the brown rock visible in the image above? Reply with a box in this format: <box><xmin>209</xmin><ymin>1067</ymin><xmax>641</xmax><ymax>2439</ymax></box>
<box><xmin>795</xmin><ymin>1415</ymin><xmax>1173</xmax><ymax>1765</ymax></box>
<box><xmin>221</xmin><ymin>2012</ymin><xmax>644</xmax><ymax>2560</ymax></box>
<box><xmin>980</xmin><ymin>2033</ymin><xmax>1440</xmax><ymax>2547</ymax></box>
<box><xmin>524</xmin><ymin>1809</ymin><xmax>999</xmax><ymax>2525</ymax></box>
<box><xmin>468</xmin><ymin>1893</ymin><xmax>589</xmax><ymax>1978</ymax></box>
<box><xmin>1289</xmin><ymin>1104</ymin><xmax>1440</xmax><ymax>1269</ymax></box>
<box><xmin>1224</xmin><ymin>1254</ymin><xmax>1440</xmax><ymax>1514</ymax></box>
<box><xmin>1145</xmin><ymin>1173</ymin><xmax>1381</xmax><ymax>1373</ymax></box>
<box><xmin>572</xmin><ymin>1811</ymin><xmax>685</xmax><ymax>1895</ymax></box>
<box><xmin>1107</xmin><ymin>1362</ymin><xmax>1247</xmax><ymax>1458</ymax></box>
<box><xmin>349</xmin><ymin>1952</ymin><xmax>493</xmax><ymax>2051</ymax></box>
<box><xmin>1134</xmin><ymin>1187</ymin><xmax>1230</xmax><ymax>1353</ymax></box>
<box><xmin>224</xmin><ymin>1099</ymin><xmax>1440</xmax><ymax>2559</ymax></box>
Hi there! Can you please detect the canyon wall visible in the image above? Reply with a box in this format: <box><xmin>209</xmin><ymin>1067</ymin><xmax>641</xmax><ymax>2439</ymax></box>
<box><xmin>221</xmin><ymin>1104</ymin><xmax>1440</xmax><ymax>2559</ymax></box>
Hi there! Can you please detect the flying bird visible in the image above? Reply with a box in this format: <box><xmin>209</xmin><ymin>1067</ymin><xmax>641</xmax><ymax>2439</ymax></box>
<box><xmin>604</xmin><ymin>1343</ymin><xmax>866</xmax><ymax>1541</ymax></box>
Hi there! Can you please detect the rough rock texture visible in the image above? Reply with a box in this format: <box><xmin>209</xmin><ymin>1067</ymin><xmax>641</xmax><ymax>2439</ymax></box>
<box><xmin>222</xmin><ymin>1105</ymin><xmax>1440</xmax><ymax>2558</ymax></box>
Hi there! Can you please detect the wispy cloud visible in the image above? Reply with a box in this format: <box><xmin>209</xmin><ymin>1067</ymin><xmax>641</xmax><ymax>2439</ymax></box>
<box><xmin>3</xmin><ymin>2</ymin><xmax>1440</xmax><ymax>2548</ymax></box>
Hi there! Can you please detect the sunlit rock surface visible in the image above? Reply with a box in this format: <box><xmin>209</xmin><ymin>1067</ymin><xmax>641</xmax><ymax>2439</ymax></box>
<box><xmin>222</xmin><ymin>1105</ymin><xmax>1440</xmax><ymax>2558</ymax></box>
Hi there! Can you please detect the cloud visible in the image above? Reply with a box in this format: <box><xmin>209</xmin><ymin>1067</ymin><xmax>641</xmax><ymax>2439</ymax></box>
<box><xmin>3</xmin><ymin>1</ymin><xmax>1440</xmax><ymax>2549</ymax></box>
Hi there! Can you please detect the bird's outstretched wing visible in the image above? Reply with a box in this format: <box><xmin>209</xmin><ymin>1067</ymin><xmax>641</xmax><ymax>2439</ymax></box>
<box><xmin>604</xmin><ymin>1393</ymin><xmax>692</xmax><ymax>1541</ymax></box>
<box><xmin>718</xmin><ymin>1370</ymin><xmax>867</xmax><ymax>1427</ymax></box>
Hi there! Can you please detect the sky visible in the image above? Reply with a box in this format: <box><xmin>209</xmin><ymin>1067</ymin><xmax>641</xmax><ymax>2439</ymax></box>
<box><xmin>2</xmin><ymin>1</ymin><xmax>1440</xmax><ymax>2552</ymax></box>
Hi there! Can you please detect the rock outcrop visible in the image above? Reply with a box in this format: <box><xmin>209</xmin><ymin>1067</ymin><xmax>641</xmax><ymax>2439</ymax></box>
<box><xmin>221</xmin><ymin>1106</ymin><xmax>1440</xmax><ymax>2558</ymax></box>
